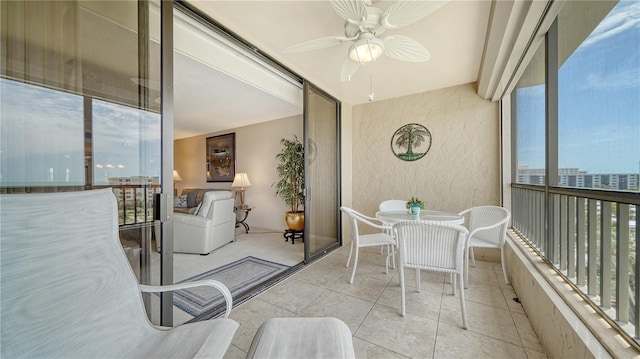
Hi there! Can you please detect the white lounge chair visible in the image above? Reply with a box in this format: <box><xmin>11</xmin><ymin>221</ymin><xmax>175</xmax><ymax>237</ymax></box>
<box><xmin>0</xmin><ymin>189</ymin><xmax>238</xmax><ymax>358</ymax></box>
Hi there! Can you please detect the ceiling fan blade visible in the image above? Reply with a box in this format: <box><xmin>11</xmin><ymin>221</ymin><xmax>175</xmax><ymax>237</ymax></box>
<box><xmin>283</xmin><ymin>36</ymin><xmax>351</xmax><ymax>53</ymax></box>
<box><xmin>330</xmin><ymin>0</ymin><xmax>367</xmax><ymax>24</ymax></box>
<box><xmin>381</xmin><ymin>0</ymin><xmax>448</xmax><ymax>30</ymax></box>
<box><xmin>383</xmin><ymin>35</ymin><xmax>431</xmax><ymax>62</ymax></box>
<box><xmin>340</xmin><ymin>56</ymin><xmax>361</xmax><ymax>81</ymax></box>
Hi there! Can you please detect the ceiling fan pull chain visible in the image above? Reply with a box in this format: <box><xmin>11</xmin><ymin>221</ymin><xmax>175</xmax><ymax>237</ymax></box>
<box><xmin>368</xmin><ymin>72</ymin><xmax>374</xmax><ymax>102</ymax></box>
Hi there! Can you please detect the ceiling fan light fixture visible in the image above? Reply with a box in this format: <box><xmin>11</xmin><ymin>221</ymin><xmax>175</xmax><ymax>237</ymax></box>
<box><xmin>349</xmin><ymin>38</ymin><xmax>384</xmax><ymax>63</ymax></box>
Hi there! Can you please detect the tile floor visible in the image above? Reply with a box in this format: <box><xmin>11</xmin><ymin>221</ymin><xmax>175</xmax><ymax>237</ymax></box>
<box><xmin>222</xmin><ymin>245</ymin><xmax>548</xmax><ymax>359</ymax></box>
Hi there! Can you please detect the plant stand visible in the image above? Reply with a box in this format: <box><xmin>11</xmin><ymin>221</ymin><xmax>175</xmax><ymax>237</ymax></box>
<box><xmin>283</xmin><ymin>229</ymin><xmax>304</xmax><ymax>244</ymax></box>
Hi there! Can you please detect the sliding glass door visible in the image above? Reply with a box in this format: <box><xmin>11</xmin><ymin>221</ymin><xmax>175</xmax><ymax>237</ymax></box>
<box><xmin>303</xmin><ymin>83</ymin><xmax>341</xmax><ymax>262</ymax></box>
<box><xmin>1</xmin><ymin>0</ymin><xmax>173</xmax><ymax>325</ymax></box>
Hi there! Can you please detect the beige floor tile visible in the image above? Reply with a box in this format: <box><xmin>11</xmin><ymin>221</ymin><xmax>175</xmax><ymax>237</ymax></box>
<box><xmin>376</xmin><ymin>284</ymin><xmax>443</xmax><ymax>322</ymax></box>
<box><xmin>355</xmin><ymin>304</ymin><xmax>438</xmax><ymax>359</ymax></box>
<box><xmin>294</xmin><ymin>259</ymin><xmax>351</xmax><ymax>287</ymax></box>
<box><xmin>525</xmin><ymin>348</ymin><xmax>548</xmax><ymax>359</ymax></box>
<box><xmin>434</xmin><ymin>321</ymin><xmax>528</xmax><ymax>359</ymax></box>
<box><xmin>352</xmin><ymin>337</ymin><xmax>410</xmax><ymax>359</ymax></box>
<box><xmin>502</xmin><ymin>287</ymin><xmax>526</xmax><ymax>314</ymax></box>
<box><xmin>228</xmin><ymin>298</ymin><xmax>298</xmax><ymax>351</ymax></box>
<box><xmin>392</xmin><ymin>269</ymin><xmax>448</xmax><ymax>295</ymax></box>
<box><xmin>348</xmin><ymin>246</ymin><xmax>397</xmax><ymax>267</ymax></box>
<box><xmin>464</xmin><ymin>281</ymin><xmax>509</xmax><ymax>310</ymax></box>
<box><xmin>512</xmin><ymin>312</ymin><xmax>546</xmax><ymax>353</ymax></box>
<box><xmin>321</xmin><ymin>273</ymin><xmax>390</xmax><ymax>303</ymax></box>
<box><xmin>299</xmin><ymin>289</ymin><xmax>375</xmax><ymax>333</ymax></box>
<box><xmin>256</xmin><ymin>278</ymin><xmax>326</xmax><ymax>315</ymax></box>
<box><xmin>223</xmin><ymin>344</ymin><xmax>246</xmax><ymax>359</ymax></box>
<box><xmin>439</xmin><ymin>297</ymin><xmax>522</xmax><ymax>345</ymax></box>
<box><xmin>490</xmin><ymin>262</ymin><xmax>510</xmax><ymax>285</ymax></box>
<box><xmin>465</xmin><ymin>263</ymin><xmax>501</xmax><ymax>289</ymax></box>
<box><xmin>471</xmin><ymin>259</ymin><xmax>497</xmax><ymax>268</ymax></box>
<box><xmin>345</xmin><ymin>255</ymin><xmax>397</xmax><ymax>283</ymax></box>
<box><xmin>314</xmin><ymin>249</ymin><xmax>353</xmax><ymax>267</ymax></box>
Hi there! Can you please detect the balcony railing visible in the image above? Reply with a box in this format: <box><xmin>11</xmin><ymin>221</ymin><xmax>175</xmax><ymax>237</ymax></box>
<box><xmin>512</xmin><ymin>184</ymin><xmax>639</xmax><ymax>344</ymax></box>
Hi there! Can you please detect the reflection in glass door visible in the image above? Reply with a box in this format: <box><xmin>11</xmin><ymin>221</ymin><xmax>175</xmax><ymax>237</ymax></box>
<box><xmin>304</xmin><ymin>83</ymin><xmax>341</xmax><ymax>262</ymax></box>
<box><xmin>0</xmin><ymin>0</ymin><xmax>170</xmax><ymax>324</ymax></box>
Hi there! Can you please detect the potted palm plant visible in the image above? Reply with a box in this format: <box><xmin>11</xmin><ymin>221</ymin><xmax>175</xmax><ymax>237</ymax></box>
<box><xmin>273</xmin><ymin>136</ymin><xmax>305</xmax><ymax>231</ymax></box>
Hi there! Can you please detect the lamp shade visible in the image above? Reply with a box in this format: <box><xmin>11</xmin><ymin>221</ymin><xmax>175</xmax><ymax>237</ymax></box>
<box><xmin>173</xmin><ymin>170</ymin><xmax>183</xmax><ymax>182</ymax></box>
<box><xmin>232</xmin><ymin>172</ymin><xmax>251</xmax><ymax>188</ymax></box>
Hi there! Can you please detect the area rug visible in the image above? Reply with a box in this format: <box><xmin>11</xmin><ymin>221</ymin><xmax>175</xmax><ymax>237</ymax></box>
<box><xmin>173</xmin><ymin>256</ymin><xmax>289</xmax><ymax>317</ymax></box>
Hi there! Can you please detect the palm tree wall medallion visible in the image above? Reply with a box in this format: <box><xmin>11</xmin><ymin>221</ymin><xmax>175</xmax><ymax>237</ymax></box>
<box><xmin>391</xmin><ymin>123</ymin><xmax>432</xmax><ymax>161</ymax></box>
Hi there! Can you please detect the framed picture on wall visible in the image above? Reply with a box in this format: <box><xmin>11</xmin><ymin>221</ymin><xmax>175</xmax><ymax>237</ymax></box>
<box><xmin>206</xmin><ymin>133</ymin><xmax>235</xmax><ymax>182</ymax></box>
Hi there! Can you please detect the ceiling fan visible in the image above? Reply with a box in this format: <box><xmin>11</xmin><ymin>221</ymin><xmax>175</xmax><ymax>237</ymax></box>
<box><xmin>283</xmin><ymin>0</ymin><xmax>447</xmax><ymax>81</ymax></box>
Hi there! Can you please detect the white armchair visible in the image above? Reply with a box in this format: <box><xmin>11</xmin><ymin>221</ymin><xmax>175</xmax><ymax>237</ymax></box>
<box><xmin>394</xmin><ymin>220</ymin><xmax>469</xmax><ymax>329</ymax></box>
<box><xmin>174</xmin><ymin>190</ymin><xmax>236</xmax><ymax>255</ymax></box>
<box><xmin>0</xmin><ymin>189</ymin><xmax>238</xmax><ymax>358</ymax></box>
<box><xmin>458</xmin><ymin>205</ymin><xmax>511</xmax><ymax>287</ymax></box>
<box><xmin>340</xmin><ymin>206</ymin><xmax>396</xmax><ymax>284</ymax></box>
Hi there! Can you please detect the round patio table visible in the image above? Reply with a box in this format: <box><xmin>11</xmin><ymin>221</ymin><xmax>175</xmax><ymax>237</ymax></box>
<box><xmin>376</xmin><ymin>209</ymin><xmax>464</xmax><ymax>225</ymax></box>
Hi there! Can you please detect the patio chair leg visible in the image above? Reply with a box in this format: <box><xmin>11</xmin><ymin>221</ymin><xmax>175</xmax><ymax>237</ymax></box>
<box><xmin>391</xmin><ymin>249</ymin><xmax>396</xmax><ymax>269</ymax></box>
<box><xmin>415</xmin><ymin>268</ymin><xmax>421</xmax><ymax>292</ymax></box>
<box><xmin>501</xmin><ymin>248</ymin><xmax>510</xmax><ymax>285</ymax></box>
<box><xmin>345</xmin><ymin>242</ymin><xmax>354</xmax><ymax>268</ymax></box>
<box><xmin>450</xmin><ymin>273</ymin><xmax>456</xmax><ymax>295</ymax></box>
<box><xmin>399</xmin><ymin>266</ymin><xmax>406</xmax><ymax>317</ymax></box>
<box><xmin>385</xmin><ymin>246</ymin><xmax>390</xmax><ymax>274</ymax></box>
<box><xmin>470</xmin><ymin>247</ymin><xmax>476</xmax><ymax>267</ymax></box>
<box><xmin>459</xmin><ymin>272</ymin><xmax>468</xmax><ymax>329</ymax></box>
<box><xmin>451</xmin><ymin>273</ymin><xmax>456</xmax><ymax>295</ymax></box>
<box><xmin>464</xmin><ymin>247</ymin><xmax>469</xmax><ymax>289</ymax></box>
<box><xmin>349</xmin><ymin>249</ymin><xmax>359</xmax><ymax>284</ymax></box>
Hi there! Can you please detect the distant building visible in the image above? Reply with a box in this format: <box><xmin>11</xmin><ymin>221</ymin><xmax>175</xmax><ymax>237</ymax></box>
<box><xmin>108</xmin><ymin>176</ymin><xmax>160</xmax><ymax>202</ymax></box>
<box><xmin>517</xmin><ymin>166</ymin><xmax>639</xmax><ymax>191</ymax></box>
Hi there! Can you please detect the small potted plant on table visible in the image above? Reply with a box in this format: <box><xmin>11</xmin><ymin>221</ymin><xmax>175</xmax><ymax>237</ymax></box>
<box><xmin>406</xmin><ymin>197</ymin><xmax>425</xmax><ymax>216</ymax></box>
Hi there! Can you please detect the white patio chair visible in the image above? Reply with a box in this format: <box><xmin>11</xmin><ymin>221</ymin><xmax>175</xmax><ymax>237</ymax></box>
<box><xmin>394</xmin><ymin>220</ymin><xmax>469</xmax><ymax>329</ymax></box>
<box><xmin>377</xmin><ymin>199</ymin><xmax>406</xmax><ymax>253</ymax></box>
<box><xmin>458</xmin><ymin>206</ymin><xmax>511</xmax><ymax>287</ymax></box>
<box><xmin>340</xmin><ymin>206</ymin><xmax>396</xmax><ymax>284</ymax></box>
<box><xmin>0</xmin><ymin>189</ymin><xmax>239</xmax><ymax>358</ymax></box>
<box><xmin>379</xmin><ymin>199</ymin><xmax>407</xmax><ymax>211</ymax></box>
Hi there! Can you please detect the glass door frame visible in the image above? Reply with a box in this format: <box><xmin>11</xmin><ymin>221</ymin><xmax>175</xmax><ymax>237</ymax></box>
<box><xmin>303</xmin><ymin>81</ymin><xmax>342</xmax><ymax>263</ymax></box>
<box><xmin>159</xmin><ymin>0</ymin><xmax>175</xmax><ymax>326</ymax></box>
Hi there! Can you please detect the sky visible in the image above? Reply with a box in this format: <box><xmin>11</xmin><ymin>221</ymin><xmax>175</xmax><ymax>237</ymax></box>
<box><xmin>517</xmin><ymin>0</ymin><xmax>640</xmax><ymax>174</ymax></box>
<box><xmin>0</xmin><ymin>79</ymin><xmax>161</xmax><ymax>186</ymax></box>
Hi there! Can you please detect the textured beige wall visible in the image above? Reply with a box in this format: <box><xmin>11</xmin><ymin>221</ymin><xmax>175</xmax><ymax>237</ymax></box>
<box><xmin>174</xmin><ymin>115</ymin><xmax>303</xmax><ymax>231</ymax></box>
<box><xmin>351</xmin><ymin>82</ymin><xmax>500</xmax><ymax>217</ymax></box>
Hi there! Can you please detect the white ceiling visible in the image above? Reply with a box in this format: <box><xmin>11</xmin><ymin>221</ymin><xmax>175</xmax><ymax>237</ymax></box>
<box><xmin>175</xmin><ymin>0</ymin><xmax>493</xmax><ymax>138</ymax></box>
<box><xmin>173</xmin><ymin>51</ymin><xmax>303</xmax><ymax>139</ymax></box>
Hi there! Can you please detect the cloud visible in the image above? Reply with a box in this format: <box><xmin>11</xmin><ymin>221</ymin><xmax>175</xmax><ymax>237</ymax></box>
<box><xmin>583</xmin><ymin>67</ymin><xmax>640</xmax><ymax>90</ymax></box>
<box><xmin>1</xmin><ymin>78</ymin><xmax>162</xmax><ymax>183</ymax></box>
<box><xmin>581</xmin><ymin>0</ymin><xmax>640</xmax><ymax>48</ymax></box>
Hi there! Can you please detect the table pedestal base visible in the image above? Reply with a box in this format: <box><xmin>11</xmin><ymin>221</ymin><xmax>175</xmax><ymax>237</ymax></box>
<box><xmin>283</xmin><ymin>229</ymin><xmax>304</xmax><ymax>244</ymax></box>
